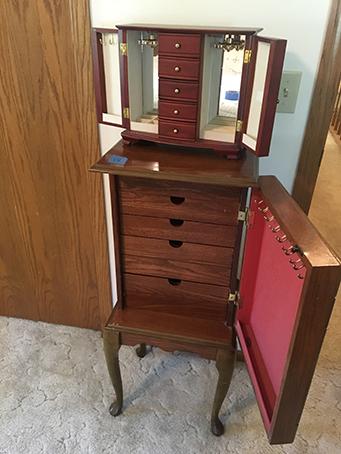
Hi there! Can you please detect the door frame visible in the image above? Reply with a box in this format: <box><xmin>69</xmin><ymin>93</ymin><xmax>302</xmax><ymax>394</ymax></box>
<box><xmin>292</xmin><ymin>0</ymin><xmax>341</xmax><ymax>213</ymax></box>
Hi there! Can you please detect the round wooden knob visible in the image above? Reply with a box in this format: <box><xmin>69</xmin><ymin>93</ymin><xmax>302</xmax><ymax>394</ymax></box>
<box><xmin>174</xmin><ymin>88</ymin><xmax>180</xmax><ymax>94</ymax></box>
<box><xmin>175</xmin><ymin>43</ymin><xmax>181</xmax><ymax>49</ymax></box>
<box><xmin>174</xmin><ymin>66</ymin><xmax>180</xmax><ymax>72</ymax></box>
<box><xmin>173</xmin><ymin>128</ymin><xmax>179</xmax><ymax>134</ymax></box>
<box><xmin>173</xmin><ymin>109</ymin><xmax>179</xmax><ymax>115</ymax></box>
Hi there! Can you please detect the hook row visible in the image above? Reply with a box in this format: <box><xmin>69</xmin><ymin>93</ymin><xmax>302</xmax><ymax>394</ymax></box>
<box><xmin>257</xmin><ymin>199</ymin><xmax>305</xmax><ymax>280</ymax></box>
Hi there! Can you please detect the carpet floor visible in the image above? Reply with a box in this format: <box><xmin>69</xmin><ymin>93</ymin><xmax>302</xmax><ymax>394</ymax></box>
<box><xmin>1</xmin><ymin>134</ymin><xmax>340</xmax><ymax>454</ymax></box>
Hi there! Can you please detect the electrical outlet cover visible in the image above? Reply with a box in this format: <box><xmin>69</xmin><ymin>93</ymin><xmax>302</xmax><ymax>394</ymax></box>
<box><xmin>277</xmin><ymin>71</ymin><xmax>302</xmax><ymax>113</ymax></box>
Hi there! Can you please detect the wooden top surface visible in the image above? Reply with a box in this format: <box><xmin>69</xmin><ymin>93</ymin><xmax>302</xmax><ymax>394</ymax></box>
<box><xmin>91</xmin><ymin>140</ymin><xmax>259</xmax><ymax>187</ymax></box>
<box><xmin>115</xmin><ymin>24</ymin><xmax>262</xmax><ymax>35</ymax></box>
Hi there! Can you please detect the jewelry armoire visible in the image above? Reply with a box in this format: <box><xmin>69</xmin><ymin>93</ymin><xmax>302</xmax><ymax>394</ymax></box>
<box><xmin>90</xmin><ymin>24</ymin><xmax>341</xmax><ymax>444</ymax></box>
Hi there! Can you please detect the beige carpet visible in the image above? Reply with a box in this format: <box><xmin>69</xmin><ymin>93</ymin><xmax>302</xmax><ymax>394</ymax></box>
<box><xmin>1</xmin><ymin>134</ymin><xmax>340</xmax><ymax>453</ymax></box>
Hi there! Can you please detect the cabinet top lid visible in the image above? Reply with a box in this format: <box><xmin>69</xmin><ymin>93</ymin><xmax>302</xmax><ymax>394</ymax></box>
<box><xmin>115</xmin><ymin>23</ymin><xmax>262</xmax><ymax>35</ymax></box>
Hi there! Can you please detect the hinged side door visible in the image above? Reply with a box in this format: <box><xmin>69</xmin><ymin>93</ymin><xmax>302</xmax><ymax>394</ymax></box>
<box><xmin>236</xmin><ymin>176</ymin><xmax>341</xmax><ymax>444</ymax></box>
<box><xmin>91</xmin><ymin>28</ymin><xmax>125</xmax><ymax>127</ymax></box>
<box><xmin>241</xmin><ymin>37</ymin><xmax>286</xmax><ymax>157</ymax></box>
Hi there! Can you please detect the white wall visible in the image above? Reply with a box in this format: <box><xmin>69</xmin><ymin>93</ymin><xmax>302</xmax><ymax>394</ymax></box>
<box><xmin>90</xmin><ymin>0</ymin><xmax>331</xmax><ymax>304</ymax></box>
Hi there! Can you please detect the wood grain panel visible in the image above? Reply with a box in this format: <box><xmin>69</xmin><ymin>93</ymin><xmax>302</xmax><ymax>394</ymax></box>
<box><xmin>0</xmin><ymin>1</ymin><xmax>111</xmax><ymax>328</ymax></box>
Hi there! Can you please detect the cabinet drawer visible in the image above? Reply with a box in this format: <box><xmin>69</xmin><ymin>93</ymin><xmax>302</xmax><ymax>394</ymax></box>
<box><xmin>159</xmin><ymin>100</ymin><xmax>197</xmax><ymax>122</ymax></box>
<box><xmin>159</xmin><ymin>57</ymin><xmax>200</xmax><ymax>81</ymax></box>
<box><xmin>122</xmin><ymin>236</ymin><xmax>233</xmax><ymax>267</ymax></box>
<box><xmin>159</xmin><ymin>119</ymin><xmax>196</xmax><ymax>141</ymax></box>
<box><xmin>124</xmin><ymin>256</ymin><xmax>231</xmax><ymax>287</ymax></box>
<box><xmin>119</xmin><ymin>177</ymin><xmax>241</xmax><ymax>225</ymax></box>
<box><xmin>159</xmin><ymin>33</ymin><xmax>201</xmax><ymax>57</ymax></box>
<box><xmin>159</xmin><ymin>79</ymin><xmax>199</xmax><ymax>101</ymax></box>
<box><xmin>124</xmin><ymin>274</ymin><xmax>228</xmax><ymax>321</ymax></box>
<box><xmin>121</xmin><ymin>214</ymin><xmax>237</xmax><ymax>247</ymax></box>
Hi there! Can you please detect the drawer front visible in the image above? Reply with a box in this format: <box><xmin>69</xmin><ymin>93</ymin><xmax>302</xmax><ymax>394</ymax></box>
<box><xmin>159</xmin><ymin>33</ymin><xmax>201</xmax><ymax>57</ymax></box>
<box><xmin>119</xmin><ymin>177</ymin><xmax>241</xmax><ymax>225</ymax></box>
<box><xmin>159</xmin><ymin>58</ymin><xmax>200</xmax><ymax>81</ymax></box>
<box><xmin>121</xmin><ymin>214</ymin><xmax>237</xmax><ymax>247</ymax></box>
<box><xmin>122</xmin><ymin>236</ymin><xmax>233</xmax><ymax>267</ymax></box>
<box><xmin>159</xmin><ymin>79</ymin><xmax>199</xmax><ymax>101</ymax></box>
<box><xmin>124</xmin><ymin>274</ymin><xmax>228</xmax><ymax>321</ymax></box>
<box><xmin>124</xmin><ymin>255</ymin><xmax>231</xmax><ymax>286</ymax></box>
<box><xmin>159</xmin><ymin>100</ymin><xmax>197</xmax><ymax>122</ymax></box>
<box><xmin>159</xmin><ymin>119</ymin><xmax>196</xmax><ymax>141</ymax></box>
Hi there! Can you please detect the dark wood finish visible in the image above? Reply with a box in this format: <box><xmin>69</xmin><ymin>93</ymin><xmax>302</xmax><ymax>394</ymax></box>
<box><xmin>91</xmin><ymin>30</ymin><xmax>107</xmax><ymax>123</ymax></box>
<box><xmin>122</xmin><ymin>235</ymin><xmax>233</xmax><ymax>266</ymax></box>
<box><xmin>158</xmin><ymin>33</ymin><xmax>201</xmax><ymax>56</ymax></box>
<box><xmin>242</xmin><ymin>37</ymin><xmax>287</xmax><ymax>157</ymax></box>
<box><xmin>159</xmin><ymin>57</ymin><xmax>200</xmax><ymax>80</ymax></box>
<box><xmin>159</xmin><ymin>79</ymin><xmax>199</xmax><ymax>101</ymax></box>
<box><xmin>116</xmin><ymin>24</ymin><xmax>262</xmax><ymax>35</ymax></box>
<box><xmin>121</xmin><ymin>214</ymin><xmax>238</xmax><ymax>247</ymax></box>
<box><xmin>159</xmin><ymin>119</ymin><xmax>197</xmax><ymax>141</ymax></box>
<box><xmin>91</xmin><ymin>140</ymin><xmax>259</xmax><ymax>187</ymax></box>
<box><xmin>0</xmin><ymin>0</ymin><xmax>111</xmax><ymax>328</ymax></box>
<box><xmin>123</xmin><ymin>273</ymin><xmax>228</xmax><ymax>320</ymax></box>
<box><xmin>292</xmin><ymin>0</ymin><xmax>341</xmax><ymax>212</ymax></box>
<box><xmin>118</xmin><ymin>177</ymin><xmax>241</xmax><ymax>225</ymax></box>
<box><xmin>103</xmin><ymin>329</ymin><xmax>123</xmax><ymax>416</ymax></box>
<box><xmin>124</xmin><ymin>255</ymin><xmax>231</xmax><ymax>286</ymax></box>
<box><xmin>135</xmin><ymin>343</ymin><xmax>147</xmax><ymax>358</ymax></box>
<box><xmin>159</xmin><ymin>100</ymin><xmax>197</xmax><ymax>122</ymax></box>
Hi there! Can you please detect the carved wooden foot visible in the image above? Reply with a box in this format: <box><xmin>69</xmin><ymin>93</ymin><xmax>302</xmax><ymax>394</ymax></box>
<box><xmin>103</xmin><ymin>329</ymin><xmax>123</xmax><ymax>417</ymax></box>
<box><xmin>135</xmin><ymin>343</ymin><xmax>147</xmax><ymax>358</ymax></box>
<box><xmin>211</xmin><ymin>348</ymin><xmax>236</xmax><ymax>436</ymax></box>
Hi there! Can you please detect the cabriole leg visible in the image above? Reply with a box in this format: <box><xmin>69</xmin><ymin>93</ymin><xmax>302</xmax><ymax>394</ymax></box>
<box><xmin>211</xmin><ymin>348</ymin><xmax>236</xmax><ymax>436</ymax></box>
<box><xmin>103</xmin><ymin>329</ymin><xmax>123</xmax><ymax>417</ymax></box>
<box><xmin>135</xmin><ymin>343</ymin><xmax>147</xmax><ymax>358</ymax></box>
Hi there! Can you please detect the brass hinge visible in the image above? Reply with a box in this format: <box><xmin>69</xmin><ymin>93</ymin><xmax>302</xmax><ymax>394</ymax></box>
<box><xmin>123</xmin><ymin>107</ymin><xmax>130</xmax><ymax>119</ymax></box>
<box><xmin>228</xmin><ymin>291</ymin><xmax>238</xmax><ymax>303</ymax></box>
<box><xmin>244</xmin><ymin>49</ymin><xmax>252</xmax><ymax>64</ymax></box>
<box><xmin>238</xmin><ymin>209</ymin><xmax>248</xmax><ymax>222</ymax></box>
<box><xmin>236</xmin><ymin>120</ymin><xmax>243</xmax><ymax>133</ymax></box>
<box><xmin>120</xmin><ymin>42</ymin><xmax>127</xmax><ymax>56</ymax></box>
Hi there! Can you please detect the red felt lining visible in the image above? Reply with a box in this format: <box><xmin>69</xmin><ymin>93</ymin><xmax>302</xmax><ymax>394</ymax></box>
<box><xmin>237</xmin><ymin>190</ymin><xmax>305</xmax><ymax>423</ymax></box>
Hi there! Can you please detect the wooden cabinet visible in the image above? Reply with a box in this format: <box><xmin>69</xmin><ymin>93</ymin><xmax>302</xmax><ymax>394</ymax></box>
<box><xmin>92</xmin><ymin>25</ymin><xmax>286</xmax><ymax>158</ymax></box>
<box><xmin>91</xmin><ymin>141</ymin><xmax>341</xmax><ymax>444</ymax></box>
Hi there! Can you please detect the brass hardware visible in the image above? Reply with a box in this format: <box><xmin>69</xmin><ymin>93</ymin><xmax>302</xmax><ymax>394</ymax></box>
<box><xmin>174</xmin><ymin>66</ymin><xmax>180</xmax><ymax>72</ymax></box>
<box><xmin>272</xmin><ymin>225</ymin><xmax>281</xmax><ymax>233</ymax></box>
<box><xmin>120</xmin><ymin>43</ymin><xmax>127</xmax><ymax>56</ymax></box>
<box><xmin>174</xmin><ymin>88</ymin><xmax>180</xmax><ymax>94</ymax></box>
<box><xmin>123</xmin><ymin>107</ymin><xmax>130</xmax><ymax>119</ymax></box>
<box><xmin>175</xmin><ymin>42</ymin><xmax>181</xmax><ymax>49</ymax></box>
<box><xmin>238</xmin><ymin>210</ymin><xmax>247</xmax><ymax>222</ymax></box>
<box><xmin>264</xmin><ymin>214</ymin><xmax>274</xmax><ymax>222</ymax></box>
<box><xmin>276</xmin><ymin>234</ymin><xmax>287</xmax><ymax>243</ymax></box>
<box><xmin>282</xmin><ymin>245</ymin><xmax>294</xmax><ymax>255</ymax></box>
<box><xmin>173</xmin><ymin>109</ymin><xmax>179</xmax><ymax>115</ymax></box>
<box><xmin>137</xmin><ymin>34</ymin><xmax>158</xmax><ymax>48</ymax></box>
<box><xmin>173</xmin><ymin>128</ymin><xmax>179</xmax><ymax>134</ymax></box>
<box><xmin>214</xmin><ymin>34</ymin><xmax>245</xmax><ymax>52</ymax></box>
<box><xmin>236</xmin><ymin>120</ymin><xmax>243</xmax><ymax>132</ymax></box>
<box><xmin>244</xmin><ymin>49</ymin><xmax>252</xmax><ymax>64</ymax></box>
<box><xmin>228</xmin><ymin>291</ymin><xmax>239</xmax><ymax>303</ymax></box>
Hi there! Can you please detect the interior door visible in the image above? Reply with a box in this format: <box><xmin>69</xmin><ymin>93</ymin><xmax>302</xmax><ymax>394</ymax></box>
<box><xmin>92</xmin><ymin>28</ymin><xmax>124</xmax><ymax>127</ymax></box>
<box><xmin>236</xmin><ymin>176</ymin><xmax>341</xmax><ymax>444</ymax></box>
<box><xmin>241</xmin><ymin>37</ymin><xmax>286</xmax><ymax>157</ymax></box>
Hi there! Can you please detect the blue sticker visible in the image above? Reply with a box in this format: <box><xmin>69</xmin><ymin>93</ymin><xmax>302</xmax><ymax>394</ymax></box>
<box><xmin>108</xmin><ymin>154</ymin><xmax>128</xmax><ymax>166</ymax></box>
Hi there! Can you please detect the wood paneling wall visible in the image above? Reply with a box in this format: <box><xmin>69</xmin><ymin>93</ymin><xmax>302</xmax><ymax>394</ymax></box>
<box><xmin>0</xmin><ymin>1</ymin><xmax>112</xmax><ymax>329</ymax></box>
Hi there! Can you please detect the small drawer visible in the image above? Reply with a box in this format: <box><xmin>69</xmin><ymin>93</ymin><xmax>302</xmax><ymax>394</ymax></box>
<box><xmin>122</xmin><ymin>236</ymin><xmax>233</xmax><ymax>267</ymax></box>
<box><xmin>124</xmin><ymin>274</ymin><xmax>229</xmax><ymax>321</ymax></box>
<box><xmin>159</xmin><ymin>57</ymin><xmax>200</xmax><ymax>81</ymax></box>
<box><xmin>159</xmin><ymin>101</ymin><xmax>197</xmax><ymax>122</ymax></box>
<box><xmin>119</xmin><ymin>177</ymin><xmax>241</xmax><ymax>225</ymax></box>
<box><xmin>121</xmin><ymin>214</ymin><xmax>237</xmax><ymax>247</ymax></box>
<box><xmin>123</xmin><ymin>255</ymin><xmax>231</xmax><ymax>287</ymax></box>
<box><xmin>159</xmin><ymin>33</ymin><xmax>201</xmax><ymax>56</ymax></box>
<box><xmin>159</xmin><ymin>119</ymin><xmax>196</xmax><ymax>141</ymax></box>
<box><xmin>159</xmin><ymin>79</ymin><xmax>199</xmax><ymax>102</ymax></box>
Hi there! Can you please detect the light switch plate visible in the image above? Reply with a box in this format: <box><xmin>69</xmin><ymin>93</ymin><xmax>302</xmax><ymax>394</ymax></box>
<box><xmin>277</xmin><ymin>71</ymin><xmax>302</xmax><ymax>113</ymax></box>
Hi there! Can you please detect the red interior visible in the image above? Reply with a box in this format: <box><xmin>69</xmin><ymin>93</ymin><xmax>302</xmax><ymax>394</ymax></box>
<box><xmin>237</xmin><ymin>190</ymin><xmax>306</xmax><ymax>428</ymax></box>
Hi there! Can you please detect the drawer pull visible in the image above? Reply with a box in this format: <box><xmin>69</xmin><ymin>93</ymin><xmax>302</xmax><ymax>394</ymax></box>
<box><xmin>175</xmin><ymin>43</ymin><xmax>181</xmax><ymax>49</ymax></box>
<box><xmin>174</xmin><ymin>88</ymin><xmax>180</xmax><ymax>94</ymax></box>
<box><xmin>173</xmin><ymin>128</ymin><xmax>179</xmax><ymax>134</ymax></box>
<box><xmin>174</xmin><ymin>66</ymin><xmax>180</xmax><ymax>72</ymax></box>
<box><xmin>173</xmin><ymin>109</ymin><xmax>179</xmax><ymax>115</ymax></box>
<box><xmin>170</xmin><ymin>196</ymin><xmax>185</xmax><ymax>205</ymax></box>
<box><xmin>169</xmin><ymin>218</ymin><xmax>184</xmax><ymax>227</ymax></box>
<box><xmin>168</xmin><ymin>278</ymin><xmax>182</xmax><ymax>286</ymax></box>
<box><xmin>169</xmin><ymin>239</ymin><xmax>183</xmax><ymax>248</ymax></box>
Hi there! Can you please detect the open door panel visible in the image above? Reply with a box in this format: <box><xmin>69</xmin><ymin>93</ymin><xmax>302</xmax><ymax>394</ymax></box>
<box><xmin>92</xmin><ymin>28</ymin><xmax>124</xmax><ymax>127</ymax></box>
<box><xmin>236</xmin><ymin>176</ymin><xmax>341</xmax><ymax>444</ymax></box>
<box><xmin>242</xmin><ymin>37</ymin><xmax>286</xmax><ymax>157</ymax></box>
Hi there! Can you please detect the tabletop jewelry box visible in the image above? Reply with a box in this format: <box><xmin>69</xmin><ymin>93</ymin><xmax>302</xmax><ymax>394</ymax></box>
<box><xmin>91</xmin><ymin>24</ymin><xmax>341</xmax><ymax>445</ymax></box>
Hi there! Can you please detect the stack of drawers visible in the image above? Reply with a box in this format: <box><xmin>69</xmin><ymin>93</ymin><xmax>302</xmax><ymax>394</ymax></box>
<box><xmin>119</xmin><ymin>177</ymin><xmax>242</xmax><ymax>322</ymax></box>
<box><xmin>158</xmin><ymin>33</ymin><xmax>201</xmax><ymax>141</ymax></box>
